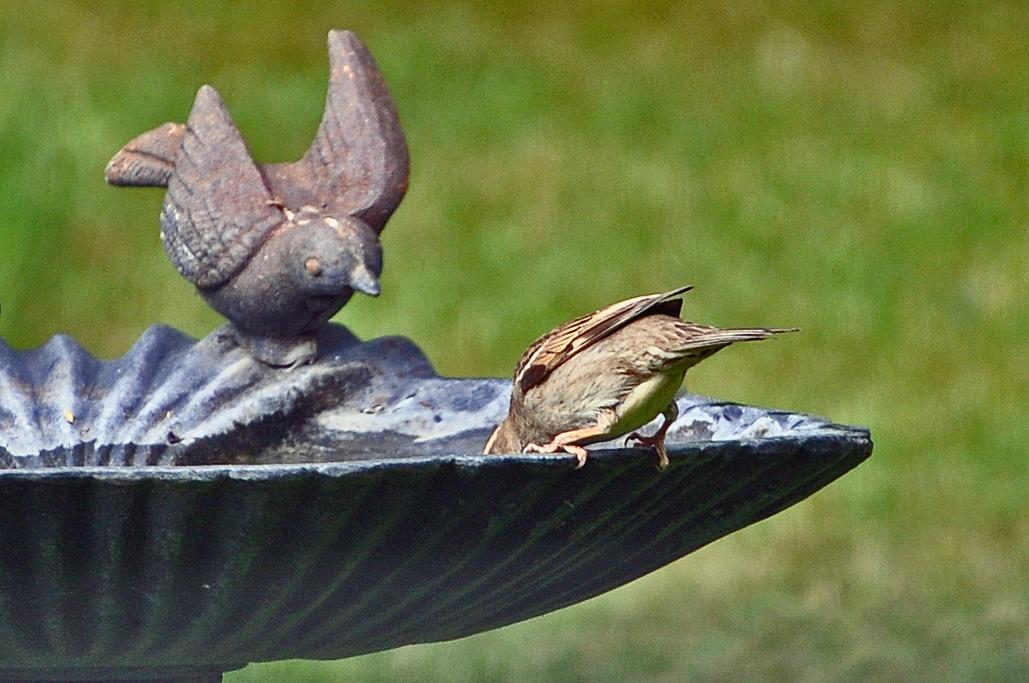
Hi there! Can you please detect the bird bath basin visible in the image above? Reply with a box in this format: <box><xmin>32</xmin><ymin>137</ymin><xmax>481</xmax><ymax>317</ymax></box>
<box><xmin>0</xmin><ymin>26</ymin><xmax>871</xmax><ymax>682</ymax></box>
<box><xmin>0</xmin><ymin>326</ymin><xmax>871</xmax><ymax>681</ymax></box>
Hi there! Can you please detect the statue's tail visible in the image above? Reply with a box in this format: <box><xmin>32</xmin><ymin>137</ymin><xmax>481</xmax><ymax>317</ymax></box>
<box><xmin>104</xmin><ymin>122</ymin><xmax>185</xmax><ymax>187</ymax></box>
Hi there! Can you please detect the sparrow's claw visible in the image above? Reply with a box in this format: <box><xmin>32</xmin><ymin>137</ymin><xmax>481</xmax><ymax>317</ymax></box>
<box><xmin>627</xmin><ymin>432</ymin><xmax>669</xmax><ymax>470</ymax></box>
<box><xmin>566</xmin><ymin>445</ymin><xmax>589</xmax><ymax>469</ymax></box>
<box><xmin>523</xmin><ymin>442</ymin><xmax>589</xmax><ymax>469</ymax></box>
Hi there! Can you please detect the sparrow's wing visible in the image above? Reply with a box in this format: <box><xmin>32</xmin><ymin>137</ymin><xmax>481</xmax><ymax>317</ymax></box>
<box><xmin>295</xmin><ymin>30</ymin><xmax>409</xmax><ymax>232</ymax></box>
<box><xmin>515</xmin><ymin>285</ymin><xmax>694</xmax><ymax>393</ymax></box>
<box><xmin>160</xmin><ymin>85</ymin><xmax>284</xmax><ymax>289</ymax></box>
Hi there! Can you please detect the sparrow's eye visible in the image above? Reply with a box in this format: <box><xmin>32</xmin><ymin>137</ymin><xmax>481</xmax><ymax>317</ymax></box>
<box><xmin>305</xmin><ymin>258</ymin><xmax>323</xmax><ymax>276</ymax></box>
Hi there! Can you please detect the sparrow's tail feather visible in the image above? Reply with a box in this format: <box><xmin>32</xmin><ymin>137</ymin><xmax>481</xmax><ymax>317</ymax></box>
<box><xmin>663</xmin><ymin>325</ymin><xmax>797</xmax><ymax>365</ymax></box>
<box><xmin>682</xmin><ymin>326</ymin><xmax>798</xmax><ymax>348</ymax></box>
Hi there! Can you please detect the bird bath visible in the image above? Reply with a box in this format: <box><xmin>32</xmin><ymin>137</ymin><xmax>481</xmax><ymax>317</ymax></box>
<box><xmin>0</xmin><ymin>27</ymin><xmax>871</xmax><ymax>682</ymax></box>
<box><xmin>0</xmin><ymin>326</ymin><xmax>870</xmax><ymax>681</ymax></box>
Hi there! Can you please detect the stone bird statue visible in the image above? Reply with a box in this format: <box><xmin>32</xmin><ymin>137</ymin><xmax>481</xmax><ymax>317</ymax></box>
<box><xmin>484</xmin><ymin>286</ymin><xmax>796</xmax><ymax>469</ymax></box>
<box><xmin>105</xmin><ymin>30</ymin><xmax>409</xmax><ymax>366</ymax></box>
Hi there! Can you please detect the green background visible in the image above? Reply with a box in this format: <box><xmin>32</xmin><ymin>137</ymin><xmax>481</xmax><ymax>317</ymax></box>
<box><xmin>1</xmin><ymin>1</ymin><xmax>1026</xmax><ymax>680</ymax></box>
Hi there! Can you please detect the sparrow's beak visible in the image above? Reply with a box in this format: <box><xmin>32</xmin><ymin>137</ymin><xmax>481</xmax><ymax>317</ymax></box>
<box><xmin>350</xmin><ymin>263</ymin><xmax>381</xmax><ymax>297</ymax></box>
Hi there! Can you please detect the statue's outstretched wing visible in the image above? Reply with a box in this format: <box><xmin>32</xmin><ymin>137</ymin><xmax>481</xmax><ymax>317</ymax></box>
<box><xmin>295</xmin><ymin>30</ymin><xmax>409</xmax><ymax>232</ymax></box>
<box><xmin>160</xmin><ymin>85</ymin><xmax>284</xmax><ymax>289</ymax></box>
<box><xmin>108</xmin><ymin>31</ymin><xmax>409</xmax><ymax>233</ymax></box>
<box><xmin>105</xmin><ymin>123</ymin><xmax>186</xmax><ymax>187</ymax></box>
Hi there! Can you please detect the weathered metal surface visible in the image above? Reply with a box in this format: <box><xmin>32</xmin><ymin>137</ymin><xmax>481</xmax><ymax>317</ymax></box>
<box><xmin>0</xmin><ymin>324</ymin><xmax>451</xmax><ymax>466</ymax></box>
<box><xmin>104</xmin><ymin>30</ymin><xmax>409</xmax><ymax>366</ymax></box>
<box><xmin>0</xmin><ymin>325</ymin><xmax>871</xmax><ymax>680</ymax></box>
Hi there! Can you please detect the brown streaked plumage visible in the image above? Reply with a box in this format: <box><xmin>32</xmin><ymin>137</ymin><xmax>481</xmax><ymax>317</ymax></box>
<box><xmin>483</xmin><ymin>286</ymin><xmax>796</xmax><ymax>469</ymax></box>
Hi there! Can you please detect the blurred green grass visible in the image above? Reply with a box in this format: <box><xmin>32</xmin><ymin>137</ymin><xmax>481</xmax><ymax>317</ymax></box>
<box><xmin>1</xmin><ymin>1</ymin><xmax>1026</xmax><ymax>680</ymax></box>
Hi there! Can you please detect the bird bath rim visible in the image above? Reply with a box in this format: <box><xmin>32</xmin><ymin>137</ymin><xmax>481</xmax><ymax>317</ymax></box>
<box><xmin>0</xmin><ymin>22</ymin><xmax>872</xmax><ymax>679</ymax></box>
<box><xmin>0</xmin><ymin>326</ymin><xmax>870</xmax><ymax>681</ymax></box>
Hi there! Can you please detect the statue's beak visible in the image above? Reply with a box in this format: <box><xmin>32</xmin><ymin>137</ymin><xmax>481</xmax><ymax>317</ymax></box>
<box><xmin>350</xmin><ymin>263</ymin><xmax>381</xmax><ymax>297</ymax></box>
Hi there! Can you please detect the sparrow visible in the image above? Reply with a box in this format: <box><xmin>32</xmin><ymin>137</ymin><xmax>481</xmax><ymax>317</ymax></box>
<box><xmin>104</xmin><ymin>30</ymin><xmax>409</xmax><ymax>367</ymax></box>
<box><xmin>483</xmin><ymin>285</ymin><xmax>796</xmax><ymax>469</ymax></box>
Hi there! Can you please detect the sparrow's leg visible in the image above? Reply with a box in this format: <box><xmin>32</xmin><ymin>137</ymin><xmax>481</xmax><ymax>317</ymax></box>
<box><xmin>524</xmin><ymin>424</ymin><xmax>612</xmax><ymax>469</ymax></box>
<box><xmin>628</xmin><ymin>401</ymin><xmax>680</xmax><ymax>470</ymax></box>
<box><xmin>524</xmin><ymin>410</ymin><xmax>618</xmax><ymax>468</ymax></box>
<box><xmin>524</xmin><ymin>441</ymin><xmax>589</xmax><ymax>468</ymax></box>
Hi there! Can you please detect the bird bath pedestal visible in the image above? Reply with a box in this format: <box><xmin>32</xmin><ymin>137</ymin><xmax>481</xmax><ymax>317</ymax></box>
<box><xmin>0</xmin><ymin>325</ymin><xmax>871</xmax><ymax>681</ymax></box>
